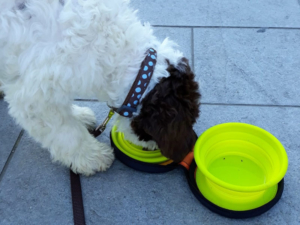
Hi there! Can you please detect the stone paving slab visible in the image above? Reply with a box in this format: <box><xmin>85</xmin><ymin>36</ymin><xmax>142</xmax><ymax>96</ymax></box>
<box><xmin>130</xmin><ymin>0</ymin><xmax>300</xmax><ymax>27</ymax></box>
<box><xmin>194</xmin><ymin>28</ymin><xmax>300</xmax><ymax>105</ymax></box>
<box><xmin>0</xmin><ymin>133</ymin><xmax>73</xmax><ymax>225</ymax></box>
<box><xmin>0</xmin><ymin>100</ymin><xmax>22</xmax><ymax>173</ymax></box>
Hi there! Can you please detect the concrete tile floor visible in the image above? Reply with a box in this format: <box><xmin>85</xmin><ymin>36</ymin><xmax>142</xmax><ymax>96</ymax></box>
<box><xmin>1</xmin><ymin>0</ymin><xmax>300</xmax><ymax>224</ymax></box>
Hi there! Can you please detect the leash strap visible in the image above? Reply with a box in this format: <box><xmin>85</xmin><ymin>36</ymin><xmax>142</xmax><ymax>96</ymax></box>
<box><xmin>70</xmin><ymin>170</ymin><xmax>86</xmax><ymax>225</ymax></box>
<box><xmin>70</xmin><ymin>109</ymin><xmax>115</xmax><ymax>225</ymax></box>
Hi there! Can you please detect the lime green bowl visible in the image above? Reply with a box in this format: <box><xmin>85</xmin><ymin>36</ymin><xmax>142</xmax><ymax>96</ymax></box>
<box><xmin>194</xmin><ymin>123</ymin><xmax>288</xmax><ymax>211</ymax></box>
<box><xmin>111</xmin><ymin>125</ymin><xmax>171</xmax><ymax>164</ymax></box>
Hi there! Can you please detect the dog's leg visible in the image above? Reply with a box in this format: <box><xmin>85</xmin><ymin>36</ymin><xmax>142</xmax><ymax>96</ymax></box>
<box><xmin>7</xmin><ymin>97</ymin><xmax>114</xmax><ymax>176</ymax></box>
<box><xmin>72</xmin><ymin>104</ymin><xmax>97</xmax><ymax>131</ymax></box>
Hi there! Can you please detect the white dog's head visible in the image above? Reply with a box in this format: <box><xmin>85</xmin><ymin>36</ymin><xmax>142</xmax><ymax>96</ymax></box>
<box><xmin>116</xmin><ymin>57</ymin><xmax>200</xmax><ymax>163</ymax></box>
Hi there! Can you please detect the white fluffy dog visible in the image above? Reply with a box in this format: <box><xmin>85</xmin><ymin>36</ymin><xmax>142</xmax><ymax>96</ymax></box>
<box><xmin>0</xmin><ymin>0</ymin><xmax>200</xmax><ymax>175</ymax></box>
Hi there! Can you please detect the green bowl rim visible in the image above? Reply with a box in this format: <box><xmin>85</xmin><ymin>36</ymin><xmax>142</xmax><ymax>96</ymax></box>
<box><xmin>111</xmin><ymin>125</ymin><xmax>169</xmax><ymax>163</ymax></box>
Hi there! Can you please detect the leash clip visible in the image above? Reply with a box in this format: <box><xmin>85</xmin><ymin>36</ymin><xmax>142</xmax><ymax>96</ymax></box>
<box><xmin>91</xmin><ymin>109</ymin><xmax>115</xmax><ymax>137</ymax></box>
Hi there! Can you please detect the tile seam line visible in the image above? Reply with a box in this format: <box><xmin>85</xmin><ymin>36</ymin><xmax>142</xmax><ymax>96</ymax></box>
<box><xmin>74</xmin><ymin>99</ymin><xmax>300</xmax><ymax>108</ymax></box>
<box><xmin>201</xmin><ymin>103</ymin><xmax>300</xmax><ymax>108</ymax></box>
<box><xmin>152</xmin><ymin>25</ymin><xmax>300</xmax><ymax>30</ymax></box>
<box><xmin>0</xmin><ymin>130</ymin><xmax>24</xmax><ymax>183</ymax></box>
<box><xmin>191</xmin><ymin>28</ymin><xmax>195</xmax><ymax>72</ymax></box>
<box><xmin>75</xmin><ymin>99</ymin><xmax>98</xmax><ymax>102</ymax></box>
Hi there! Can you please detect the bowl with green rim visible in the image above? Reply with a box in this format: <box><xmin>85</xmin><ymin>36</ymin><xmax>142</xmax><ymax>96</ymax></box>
<box><xmin>193</xmin><ymin>123</ymin><xmax>288</xmax><ymax>211</ymax></box>
<box><xmin>110</xmin><ymin>125</ymin><xmax>176</xmax><ymax>173</ymax></box>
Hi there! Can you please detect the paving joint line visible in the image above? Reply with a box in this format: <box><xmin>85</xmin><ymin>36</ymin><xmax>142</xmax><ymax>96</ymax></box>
<box><xmin>152</xmin><ymin>25</ymin><xmax>300</xmax><ymax>30</ymax></box>
<box><xmin>191</xmin><ymin>28</ymin><xmax>195</xmax><ymax>72</ymax></box>
<box><xmin>74</xmin><ymin>99</ymin><xmax>98</xmax><ymax>102</ymax></box>
<box><xmin>0</xmin><ymin>130</ymin><xmax>24</xmax><ymax>183</ymax></box>
<box><xmin>201</xmin><ymin>102</ymin><xmax>300</xmax><ymax>108</ymax></box>
<box><xmin>74</xmin><ymin>99</ymin><xmax>300</xmax><ymax>108</ymax></box>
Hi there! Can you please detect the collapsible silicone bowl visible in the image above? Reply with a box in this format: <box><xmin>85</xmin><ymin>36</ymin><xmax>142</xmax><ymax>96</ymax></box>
<box><xmin>110</xmin><ymin>125</ymin><xmax>177</xmax><ymax>173</ymax></box>
<box><xmin>194</xmin><ymin>123</ymin><xmax>288</xmax><ymax>212</ymax></box>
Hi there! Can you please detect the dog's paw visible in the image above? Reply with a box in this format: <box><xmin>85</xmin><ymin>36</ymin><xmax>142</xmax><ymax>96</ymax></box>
<box><xmin>70</xmin><ymin>142</ymin><xmax>115</xmax><ymax>176</ymax></box>
<box><xmin>72</xmin><ymin>105</ymin><xmax>96</xmax><ymax>131</ymax></box>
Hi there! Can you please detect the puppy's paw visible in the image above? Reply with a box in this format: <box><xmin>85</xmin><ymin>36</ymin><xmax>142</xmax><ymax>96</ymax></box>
<box><xmin>72</xmin><ymin>105</ymin><xmax>96</xmax><ymax>131</ymax></box>
<box><xmin>70</xmin><ymin>142</ymin><xmax>115</xmax><ymax>176</ymax></box>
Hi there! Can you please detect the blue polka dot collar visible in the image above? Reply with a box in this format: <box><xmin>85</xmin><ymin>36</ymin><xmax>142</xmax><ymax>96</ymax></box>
<box><xmin>113</xmin><ymin>48</ymin><xmax>157</xmax><ymax>117</ymax></box>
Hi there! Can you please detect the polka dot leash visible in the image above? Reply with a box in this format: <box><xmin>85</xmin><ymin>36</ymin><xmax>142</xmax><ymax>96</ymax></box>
<box><xmin>113</xmin><ymin>48</ymin><xmax>157</xmax><ymax>117</ymax></box>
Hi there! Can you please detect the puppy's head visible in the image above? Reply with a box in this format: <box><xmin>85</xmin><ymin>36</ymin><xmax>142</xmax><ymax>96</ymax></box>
<box><xmin>131</xmin><ymin>58</ymin><xmax>200</xmax><ymax>162</ymax></box>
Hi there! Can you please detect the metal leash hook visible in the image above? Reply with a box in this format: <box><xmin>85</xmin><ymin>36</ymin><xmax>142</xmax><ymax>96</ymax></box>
<box><xmin>91</xmin><ymin>108</ymin><xmax>115</xmax><ymax>137</ymax></box>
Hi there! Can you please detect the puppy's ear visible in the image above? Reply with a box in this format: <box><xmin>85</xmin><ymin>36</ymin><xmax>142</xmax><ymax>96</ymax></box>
<box><xmin>131</xmin><ymin>59</ymin><xmax>200</xmax><ymax>162</ymax></box>
<box><xmin>176</xmin><ymin>57</ymin><xmax>192</xmax><ymax>73</ymax></box>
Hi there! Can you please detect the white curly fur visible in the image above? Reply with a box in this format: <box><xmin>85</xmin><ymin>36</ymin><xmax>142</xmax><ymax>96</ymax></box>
<box><xmin>0</xmin><ymin>0</ymin><xmax>184</xmax><ymax>175</ymax></box>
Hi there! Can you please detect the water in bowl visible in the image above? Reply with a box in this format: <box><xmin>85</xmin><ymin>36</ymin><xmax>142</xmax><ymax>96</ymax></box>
<box><xmin>208</xmin><ymin>155</ymin><xmax>266</xmax><ymax>187</ymax></box>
